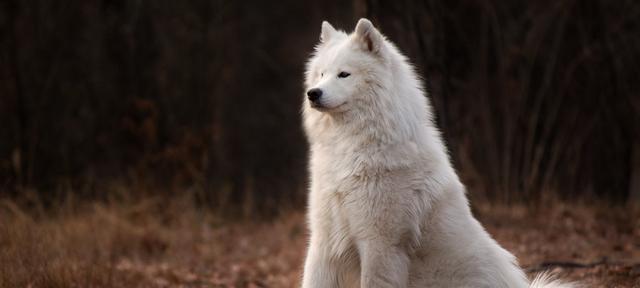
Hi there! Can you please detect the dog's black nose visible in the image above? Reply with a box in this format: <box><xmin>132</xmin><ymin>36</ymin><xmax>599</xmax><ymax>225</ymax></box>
<box><xmin>307</xmin><ymin>88</ymin><xmax>323</xmax><ymax>102</ymax></box>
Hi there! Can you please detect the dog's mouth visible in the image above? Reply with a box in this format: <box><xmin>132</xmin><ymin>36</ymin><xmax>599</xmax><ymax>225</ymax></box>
<box><xmin>310</xmin><ymin>101</ymin><xmax>347</xmax><ymax>112</ymax></box>
<box><xmin>310</xmin><ymin>102</ymin><xmax>327</xmax><ymax>110</ymax></box>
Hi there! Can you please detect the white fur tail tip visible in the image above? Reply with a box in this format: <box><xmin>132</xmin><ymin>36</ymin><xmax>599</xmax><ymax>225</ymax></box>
<box><xmin>530</xmin><ymin>272</ymin><xmax>579</xmax><ymax>288</ymax></box>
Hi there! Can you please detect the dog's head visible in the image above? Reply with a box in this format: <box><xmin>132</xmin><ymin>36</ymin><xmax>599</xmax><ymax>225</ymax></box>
<box><xmin>304</xmin><ymin>19</ymin><xmax>389</xmax><ymax>113</ymax></box>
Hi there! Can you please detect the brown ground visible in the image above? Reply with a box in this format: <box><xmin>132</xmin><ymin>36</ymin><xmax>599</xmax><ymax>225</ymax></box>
<box><xmin>1</xmin><ymin>197</ymin><xmax>638</xmax><ymax>287</ymax></box>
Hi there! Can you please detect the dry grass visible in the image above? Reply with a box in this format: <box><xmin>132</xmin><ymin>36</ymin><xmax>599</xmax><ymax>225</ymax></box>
<box><xmin>0</xmin><ymin>194</ymin><xmax>307</xmax><ymax>287</ymax></box>
<box><xmin>475</xmin><ymin>202</ymin><xmax>640</xmax><ymax>287</ymax></box>
<box><xmin>0</xmin><ymin>195</ymin><xmax>638</xmax><ymax>287</ymax></box>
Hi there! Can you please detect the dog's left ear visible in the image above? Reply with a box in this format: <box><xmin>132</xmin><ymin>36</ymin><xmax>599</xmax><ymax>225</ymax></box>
<box><xmin>354</xmin><ymin>18</ymin><xmax>383</xmax><ymax>54</ymax></box>
<box><xmin>320</xmin><ymin>21</ymin><xmax>337</xmax><ymax>43</ymax></box>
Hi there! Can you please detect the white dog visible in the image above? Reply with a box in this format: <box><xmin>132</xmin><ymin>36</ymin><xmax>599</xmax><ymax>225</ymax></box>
<box><xmin>301</xmin><ymin>18</ymin><xmax>576</xmax><ymax>288</ymax></box>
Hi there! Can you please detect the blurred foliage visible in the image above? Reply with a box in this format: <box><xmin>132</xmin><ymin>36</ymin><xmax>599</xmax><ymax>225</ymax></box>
<box><xmin>362</xmin><ymin>0</ymin><xmax>640</xmax><ymax>202</ymax></box>
<box><xmin>0</xmin><ymin>0</ymin><xmax>638</xmax><ymax>213</ymax></box>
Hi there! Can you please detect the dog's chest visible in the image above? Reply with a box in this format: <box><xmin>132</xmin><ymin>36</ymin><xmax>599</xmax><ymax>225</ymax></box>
<box><xmin>312</xmin><ymin>155</ymin><xmax>370</xmax><ymax>206</ymax></box>
<box><xmin>311</xmin><ymin>179</ymin><xmax>365</xmax><ymax>257</ymax></box>
<box><xmin>309</xmin><ymin>151</ymin><xmax>374</xmax><ymax>244</ymax></box>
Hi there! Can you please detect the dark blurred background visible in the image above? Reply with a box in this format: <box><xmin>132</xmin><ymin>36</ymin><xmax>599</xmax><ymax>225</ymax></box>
<box><xmin>1</xmin><ymin>0</ymin><xmax>639</xmax><ymax>215</ymax></box>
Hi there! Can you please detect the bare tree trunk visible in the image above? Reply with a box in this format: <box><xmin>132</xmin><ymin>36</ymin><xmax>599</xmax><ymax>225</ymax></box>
<box><xmin>629</xmin><ymin>139</ymin><xmax>640</xmax><ymax>203</ymax></box>
<box><xmin>7</xmin><ymin>1</ymin><xmax>28</xmax><ymax>190</ymax></box>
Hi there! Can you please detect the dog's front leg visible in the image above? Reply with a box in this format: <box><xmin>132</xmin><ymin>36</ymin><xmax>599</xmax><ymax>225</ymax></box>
<box><xmin>358</xmin><ymin>240</ymin><xmax>410</xmax><ymax>288</ymax></box>
<box><xmin>302</xmin><ymin>243</ymin><xmax>340</xmax><ymax>288</ymax></box>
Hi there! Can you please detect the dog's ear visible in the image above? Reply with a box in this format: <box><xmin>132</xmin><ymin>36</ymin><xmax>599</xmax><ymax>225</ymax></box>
<box><xmin>320</xmin><ymin>21</ymin><xmax>337</xmax><ymax>43</ymax></box>
<box><xmin>354</xmin><ymin>18</ymin><xmax>383</xmax><ymax>54</ymax></box>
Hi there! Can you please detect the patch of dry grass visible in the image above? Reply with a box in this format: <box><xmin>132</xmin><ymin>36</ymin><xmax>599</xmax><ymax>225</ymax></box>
<box><xmin>0</xmin><ymin>195</ymin><xmax>638</xmax><ymax>287</ymax></box>
<box><xmin>0</xmin><ymin>195</ymin><xmax>306</xmax><ymax>287</ymax></box>
<box><xmin>475</xmin><ymin>202</ymin><xmax>640</xmax><ymax>287</ymax></box>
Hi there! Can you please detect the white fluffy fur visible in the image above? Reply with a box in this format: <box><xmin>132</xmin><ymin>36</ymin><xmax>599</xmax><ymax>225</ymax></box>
<box><xmin>301</xmin><ymin>19</ymin><xmax>577</xmax><ymax>288</ymax></box>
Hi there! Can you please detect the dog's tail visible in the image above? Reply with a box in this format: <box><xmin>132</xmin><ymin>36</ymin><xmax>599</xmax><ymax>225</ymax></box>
<box><xmin>529</xmin><ymin>272</ymin><xmax>579</xmax><ymax>288</ymax></box>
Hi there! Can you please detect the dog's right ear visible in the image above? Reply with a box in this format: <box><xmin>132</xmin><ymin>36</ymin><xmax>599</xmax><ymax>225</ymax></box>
<box><xmin>320</xmin><ymin>21</ymin><xmax>337</xmax><ymax>43</ymax></box>
<box><xmin>354</xmin><ymin>18</ymin><xmax>383</xmax><ymax>54</ymax></box>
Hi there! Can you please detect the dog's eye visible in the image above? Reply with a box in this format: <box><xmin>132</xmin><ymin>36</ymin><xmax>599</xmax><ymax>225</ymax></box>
<box><xmin>338</xmin><ymin>72</ymin><xmax>351</xmax><ymax>78</ymax></box>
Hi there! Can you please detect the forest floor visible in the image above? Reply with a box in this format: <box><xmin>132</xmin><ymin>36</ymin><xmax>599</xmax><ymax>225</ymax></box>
<box><xmin>1</xmin><ymin>196</ymin><xmax>639</xmax><ymax>287</ymax></box>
